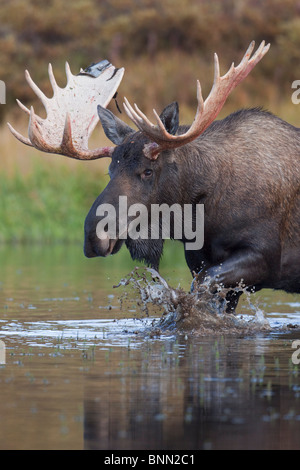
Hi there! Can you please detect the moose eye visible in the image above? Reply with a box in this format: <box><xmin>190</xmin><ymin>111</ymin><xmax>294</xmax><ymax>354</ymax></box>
<box><xmin>142</xmin><ymin>169</ymin><xmax>153</xmax><ymax>179</ymax></box>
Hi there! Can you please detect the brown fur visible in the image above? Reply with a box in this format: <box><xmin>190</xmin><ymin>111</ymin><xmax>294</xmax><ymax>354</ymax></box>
<box><xmin>84</xmin><ymin>106</ymin><xmax>300</xmax><ymax>312</ymax></box>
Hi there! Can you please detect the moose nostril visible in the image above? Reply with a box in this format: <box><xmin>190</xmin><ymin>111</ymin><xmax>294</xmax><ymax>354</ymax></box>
<box><xmin>84</xmin><ymin>243</ymin><xmax>97</xmax><ymax>258</ymax></box>
<box><xmin>84</xmin><ymin>233</ymin><xmax>111</xmax><ymax>258</ymax></box>
<box><xmin>84</xmin><ymin>234</ymin><xmax>98</xmax><ymax>258</ymax></box>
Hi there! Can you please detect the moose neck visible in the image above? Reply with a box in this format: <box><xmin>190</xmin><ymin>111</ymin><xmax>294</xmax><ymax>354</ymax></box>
<box><xmin>173</xmin><ymin>136</ymin><xmax>224</xmax><ymax>206</ymax></box>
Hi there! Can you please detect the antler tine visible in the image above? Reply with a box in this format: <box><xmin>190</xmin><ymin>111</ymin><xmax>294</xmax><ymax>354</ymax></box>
<box><xmin>48</xmin><ymin>63</ymin><xmax>59</xmax><ymax>95</ymax></box>
<box><xmin>123</xmin><ymin>97</ymin><xmax>143</xmax><ymax>128</ymax></box>
<box><xmin>7</xmin><ymin>122</ymin><xmax>33</xmax><ymax>147</ymax></box>
<box><xmin>25</xmin><ymin>70</ymin><xmax>49</xmax><ymax>110</ymax></box>
<box><xmin>241</xmin><ymin>40</ymin><xmax>256</xmax><ymax>66</ymax></box>
<box><xmin>16</xmin><ymin>99</ymin><xmax>30</xmax><ymax>115</ymax></box>
<box><xmin>65</xmin><ymin>62</ymin><xmax>73</xmax><ymax>84</ymax></box>
<box><xmin>134</xmin><ymin>103</ymin><xmax>157</xmax><ymax>130</ymax></box>
<box><xmin>7</xmin><ymin>98</ymin><xmax>47</xmax><ymax>150</ymax></box>
<box><xmin>7</xmin><ymin>98</ymin><xmax>33</xmax><ymax>146</ymax></box>
<box><xmin>28</xmin><ymin>106</ymin><xmax>53</xmax><ymax>152</ymax></box>
<box><xmin>250</xmin><ymin>40</ymin><xmax>267</xmax><ymax>62</ymax></box>
<box><xmin>187</xmin><ymin>80</ymin><xmax>205</xmax><ymax>135</ymax></box>
<box><xmin>153</xmin><ymin>108</ymin><xmax>170</xmax><ymax>134</ymax></box>
<box><xmin>123</xmin><ymin>40</ymin><xmax>270</xmax><ymax>159</ymax></box>
<box><xmin>196</xmin><ymin>80</ymin><xmax>204</xmax><ymax>113</ymax></box>
<box><xmin>124</xmin><ymin>97</ymin><xmax>172</xmax><ymax>142</ymax></box>
<box><xmin>213</xmin><ymin>52</ymin><xmax>221</xmax><ymax>85</ymax></box>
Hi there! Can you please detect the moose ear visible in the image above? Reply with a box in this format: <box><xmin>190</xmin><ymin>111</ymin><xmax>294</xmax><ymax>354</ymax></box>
<box><xmin>97</xmin><ymin>105</ymin><xmax>134</xmax><ymax>145</ymax></box>
<box><xmin>159</xmin><ymin>102</ymin><xmax>179</xmax><ymax>136</ymax></box>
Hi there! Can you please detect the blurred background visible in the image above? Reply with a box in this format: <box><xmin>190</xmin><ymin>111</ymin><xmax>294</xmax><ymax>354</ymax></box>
<box><xmin>1</xmin><ymin>0</ymin><xmax>300</xmax><ymax>244</ymax></box>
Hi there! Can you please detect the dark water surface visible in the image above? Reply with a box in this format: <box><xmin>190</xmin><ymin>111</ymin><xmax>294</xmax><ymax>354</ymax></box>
<box><xmin>0</xmin><ymin>244</ymin><xmax>299</xmax><ymax>450</ymax></box>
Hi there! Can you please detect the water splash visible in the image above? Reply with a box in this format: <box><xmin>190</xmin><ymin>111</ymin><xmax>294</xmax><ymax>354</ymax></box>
<box><xmin>114</xmin><ymin>267</ymin><xmax>273</xmax><ymax>335</ymax></box>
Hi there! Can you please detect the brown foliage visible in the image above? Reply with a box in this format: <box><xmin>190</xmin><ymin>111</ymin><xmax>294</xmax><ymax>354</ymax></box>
<box><xmin>1</xmin><ymin>0</ymin><xmax>300</xmax><ymax>123</ymax></box>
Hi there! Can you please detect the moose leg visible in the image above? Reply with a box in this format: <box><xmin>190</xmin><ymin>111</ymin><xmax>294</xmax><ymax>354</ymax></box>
<box><xmin>194</xmin><ymin>249</ymin><xmax>270</xmax><ymax>313</ymax></box>
<box><xmin>224</xmin><ymin>290</ymin><xmax>243</xmax><ymax>313</ymax></box>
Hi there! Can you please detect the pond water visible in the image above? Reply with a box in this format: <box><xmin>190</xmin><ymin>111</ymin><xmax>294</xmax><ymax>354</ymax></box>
<box><xmin>0</xmin><ymin>243</ymin><xmax>299</xmax><ymax>450</ymax></box>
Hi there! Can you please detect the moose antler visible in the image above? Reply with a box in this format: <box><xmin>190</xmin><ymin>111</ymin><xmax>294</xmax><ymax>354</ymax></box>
<box><xmin>8</xmin><ymin>62</ymin><xmax>124</xmax><ymax>160</ymax></box>
<box><xmin>123</xmin><ymin>40</ymin><xmax>270</xmax><ymax>159</ymax></box>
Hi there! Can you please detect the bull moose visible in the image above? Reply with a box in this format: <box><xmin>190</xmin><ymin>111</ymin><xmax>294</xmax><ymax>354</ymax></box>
<box><xmin>9</xmin><ymin>41</ymin><xmax>300</xmax><ymax>313</ymax></box>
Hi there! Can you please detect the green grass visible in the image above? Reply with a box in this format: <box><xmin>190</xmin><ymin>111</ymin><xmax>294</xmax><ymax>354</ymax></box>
<box><xmin>0</xmin><ymin>162</ymin><xmax>108</xmax><ymax>243</ymax></box>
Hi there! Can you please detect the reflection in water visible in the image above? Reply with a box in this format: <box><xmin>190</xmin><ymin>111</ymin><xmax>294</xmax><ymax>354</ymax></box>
<box><xmin>0</xmin><ymin>245</ymin><xmax>299</xmax><ymax>449</ymax></box>
<box><xmin>83</xmin><ymin>333</ymin><xmax>300</xmax><ymax>450</ymax></box>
